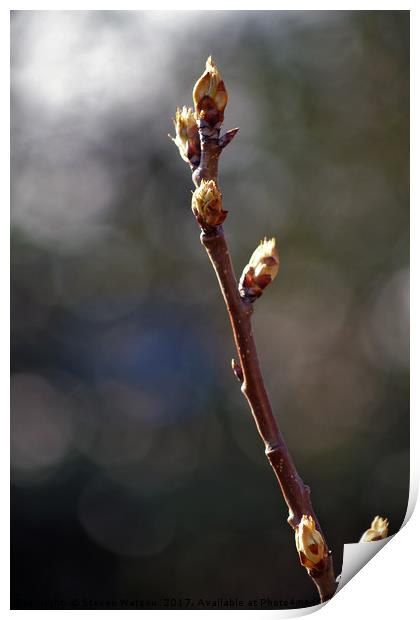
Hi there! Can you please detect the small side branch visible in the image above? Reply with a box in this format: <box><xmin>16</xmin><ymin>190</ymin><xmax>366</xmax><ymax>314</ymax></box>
<box><xmin>219</xmin><ymin>127</ymin><xmax>239</xmax><ymax>149</ymax></box>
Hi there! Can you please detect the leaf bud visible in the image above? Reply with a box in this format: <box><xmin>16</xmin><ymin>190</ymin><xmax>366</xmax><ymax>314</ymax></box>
<box><xmin>239</xmin><ymin>237</ymin><xmax>279</xmax><ymax>301</ymax></box>
<box><xmin>169</xmin><ymin>106</ymin><xmax>200</xmax><ymax>167</ymax></box>
<box><xmin>191</xmin><ymin>179</ymin><xmax>227</xmax><ymax>229</ymax></box>
<box><xmin>192</xmin><ymin>56</ymin><xmax>228</xmax><ymax>124</ymax></box>
<box><xmin>359</xmin><ymin>516</ymin><xmax>389</xmax><ymax>542</ymax></box>
<box><xmin>295</xmin><ymin>515</ymin><xmax>328</xmax><ymax>571</ymax></box>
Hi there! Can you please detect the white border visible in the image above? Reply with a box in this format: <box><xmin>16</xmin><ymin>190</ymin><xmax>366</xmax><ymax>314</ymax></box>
<box><xmin>4</xmin><ymin>4</ymin><xmax>416</xmax><ymax>618</ymax></box>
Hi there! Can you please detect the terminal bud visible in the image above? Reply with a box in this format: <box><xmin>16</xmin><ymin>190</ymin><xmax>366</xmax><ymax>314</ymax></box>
<box><xmin>193</xmin><ymin>56</ymin><xmax>228</xmax><ymax>125</ymax></box>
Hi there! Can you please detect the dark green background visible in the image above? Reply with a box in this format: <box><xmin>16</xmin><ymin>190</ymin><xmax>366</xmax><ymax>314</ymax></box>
<box><xmin>11</xmin><ymin>10</ymin><xmax>409</xmax><ymax>610</ymax></box>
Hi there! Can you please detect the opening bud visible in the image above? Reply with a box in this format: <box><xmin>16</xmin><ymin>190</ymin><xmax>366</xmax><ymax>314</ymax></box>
<box><xmin>191</xmin><ymin>179</ymin><xmax>227</xmax><ymax>230</ymax></box>
<box><xmin>192</xmin><ymin>56</ymin><xmax>228</xmax><ymax>124</ymax></box>
<box><xmin>295</xmin><ymin>515</ymin><xmax>328</xmax><ymax>571</ymax></box>
<box><xmin>169</xmin><ymin>106</ymin><xmax>200</xmax><ymax>167</ymax></box>
<box><xmin>359</xmin><ymin>516</ymin><xmax>389</xmax><ymax>542</ymax></box>
<box><xmin>239</xmin><ymin>237</ymin><xmax>279</xmax><ymax>301</ymax></box>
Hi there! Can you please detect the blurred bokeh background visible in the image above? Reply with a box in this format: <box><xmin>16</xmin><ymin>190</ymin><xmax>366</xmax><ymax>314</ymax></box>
<box><xmin>11</xmin><ymin>10</ymin><xmax>409</xmax><ymax>610</ymax></box>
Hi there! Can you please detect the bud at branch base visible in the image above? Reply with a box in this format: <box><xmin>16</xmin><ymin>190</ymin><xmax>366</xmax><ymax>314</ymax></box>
<box><xmin>295</xmin><ymin>515</ymin><xmax>328</xmax><ymax>571</ymax></box>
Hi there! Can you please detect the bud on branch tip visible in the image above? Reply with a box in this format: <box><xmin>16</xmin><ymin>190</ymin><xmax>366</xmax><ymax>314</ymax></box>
<box><xmin>295</xmin><ymin>515</ymin><xmax>328</xmax><ymax>571</ymax></box>
<box><xmin>191</xmin><ymin>179</ymin><xmax>227</xmax><ymax>230</ymax></box>
<box><xmin>239</xmin><ymin>237</ymin><xmax>279</xmax><ymax>302</ymax></box>
<box><xmin>193</xmin><ymin>56</ymin><xmax>228</xmax><ymax>124</ymax></box>
<box><xmin>359</xmin><ymin>516</ymin><xmax>389</xmax><ymax>542</ymax></box>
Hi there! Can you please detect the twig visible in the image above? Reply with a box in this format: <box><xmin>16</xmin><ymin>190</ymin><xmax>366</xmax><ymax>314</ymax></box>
<box><xmin>171</xmin><ymin>57</ymin><xmax>337</xmax><ymax>603</ymax></box>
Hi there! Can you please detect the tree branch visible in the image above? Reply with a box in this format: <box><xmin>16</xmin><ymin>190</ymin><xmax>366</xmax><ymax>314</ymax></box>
<box><xmin>171</xmin><ymin>56</ymin><xmax>337</xmax><ymax>604</ymax></box>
